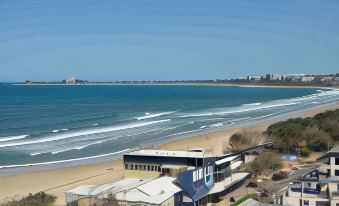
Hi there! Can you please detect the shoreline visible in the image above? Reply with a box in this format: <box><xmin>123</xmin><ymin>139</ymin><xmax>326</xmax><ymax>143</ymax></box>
<box><xmin>1</xmin><ymin>101</ymin><xmax>337</xmax><ymax>175</ymax></box>
<box><xmin>11</xmin><ymin>82</ymin><xmax>337</xmax><ymax>89</ymax></box>
<box><xmin>0</xmin><ymin>102</ymin><xmax>338</xmax><ymax>205</ymax></box>
<box><xmin>1</xmin><ymin>102</ymin><xmax>338</xmax><ymax>171</ymax></box>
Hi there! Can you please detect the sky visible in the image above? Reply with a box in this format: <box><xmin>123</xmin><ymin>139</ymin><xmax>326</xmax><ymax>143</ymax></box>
<box><xmin>1</xmin><ymin>0</ymin><xmax>339</xmax><ymax>82</ymax></box>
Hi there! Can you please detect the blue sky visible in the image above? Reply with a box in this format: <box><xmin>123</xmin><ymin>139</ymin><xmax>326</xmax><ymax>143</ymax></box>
<box><xmin>1</xmin><ymin>0</ymin><xmax>339</xmax><ymax>82</ymax></box>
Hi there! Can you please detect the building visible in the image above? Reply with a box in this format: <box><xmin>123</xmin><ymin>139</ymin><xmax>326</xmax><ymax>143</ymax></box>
<box><xmin>65</xmin><ymin>177</ymin><xmax>182</xmax><ymax>206</ymax></box>
<box><xmin>65</xmin><ymin>144</ymin><xmax>272</xmax><ymax>206</ymax></box>
<box><xmin>278</xmin><ymin>145</ymin><xmax>339</xmax><ymax>206</ymax></box>
<box><xmin>301</xmin><ymin>76</ymin><xmax>315</xmax><ymax>82</ymax></box>
<box><xmin>66</xmin><ymin>77</ymin><xmax>76</xmax><ymax>84</ymax></box>
<box><xmin>284</xmin><ymin>74</ymin><xmax>305</xmax><ymax>82</ymax></box>
<box><xmin>320</xmin><ymin>77</ymin><xmax>334</xmax><ymax>82</ymax></box>
<box><xmin>266</xmin><ymin>74</ymin><xmax>282</xmax><ymax>81</ymax></box>
<box><xmin>247</xmin><ymin>75</ymin><xmax>263</xmax><ymax>81</ymax></box>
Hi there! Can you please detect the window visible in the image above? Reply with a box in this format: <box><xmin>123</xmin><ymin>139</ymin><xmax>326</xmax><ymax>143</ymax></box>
<box><xmin>151</xmin><ymin>166</ymin><xmax>154</xmax><ymax>171</ymax></box>
<box><xmin>147</xmin><ymin>165</ymin><xmax>150</xmax><ymax>171</ymax></box>
<box><xmin>134</xmin><ymin>164</ymin><xmax>137</xmax><ymax>170</ymax></box>
<box><xmin>335</xmin><ymin>158</ymin><xmax>339</xmax><ymax>165</ymax></box>
<box><xmin>303</xmin><ymin>200</ymin><xmax>309</xmax><ymax>206</ymax></box>
<box><xmin>335</xmin><ymin>170</ymin><xmax>339</xmax><ymax>176</ymax></box>
<box><xmin>193</xmin><ymin>171</ymin><xmax>197</xmax><ymax>182</ymax></box>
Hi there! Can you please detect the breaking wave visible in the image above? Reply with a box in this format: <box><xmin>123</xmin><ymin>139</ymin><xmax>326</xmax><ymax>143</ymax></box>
<box><xmin>0</xmin><ymin>135</ymin><xmax>28</xmax><ymax>142</ymax></box>
<box><xmin>135</xmin><ymin>111</ymin><xmax>175</xmax><ymax>120</ymax></box>
<box><xmin>0</xmin><ymin>119</ymin><xmax>171</xmax><ymax>148</ymax></box>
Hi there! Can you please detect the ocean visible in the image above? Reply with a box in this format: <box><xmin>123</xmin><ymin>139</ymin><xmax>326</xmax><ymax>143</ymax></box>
<box><xmin>0</xmin><ymin>84</ymin><xmax>338</xmax><ymax>169</ymax></box>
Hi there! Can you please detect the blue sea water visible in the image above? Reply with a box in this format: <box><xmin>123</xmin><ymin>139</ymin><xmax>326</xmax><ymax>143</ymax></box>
<box><xmin>0</xmin><ymin>84</ymin><xmax>338</xmax><ymax>167</ymax></box>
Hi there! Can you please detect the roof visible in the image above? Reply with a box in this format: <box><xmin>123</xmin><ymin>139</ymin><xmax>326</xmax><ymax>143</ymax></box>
<box><xmin>125</xmin><ymin>149</ymin><xmax>203</xmax><ymax>158</ymax></box>
<box><xmin>66</xmin><ymin>185</ymin><xmax>96</xmax><ymax>196</ymax></box>
<box><xmin>215</xmin><ymin>155</ymin><xmax>239</xmax><ymax>165</ymax></box>
<box><xmin>330</xmin><ymin>144</ymin><xmax>339</xmax><ymax>153</ymax></box>
<box><xmin>239</xmin><ymin>198</ymin><xmax>281</xmax><ymax>206</ymax></box>
<box><xmin>161</xmin><ymin>164</ymin><xmax>187</xmax><ymax>169</ymax></box>
<box><xmin>65</xmin><ymin>178</ymin><xmax>152</xmax><ymax>197</ymax></box>
<box><xmin>115</xmin><ymin>176</ymin><xmax>181</xmax><ymax>204</ymax></box>
<box><xmin>65</xmin><ymin>176</ymin><xmax>181</xmax><ymax>205</ymax></box>
<box><xmin>91</xmin><ymin>178</ymin><xmax>150</xmax><ymax>196</ymax></box>
<box><xmin>320</xmin><ymin>176</ymin><xmax>339</xmax><ymax>184</ymax></box>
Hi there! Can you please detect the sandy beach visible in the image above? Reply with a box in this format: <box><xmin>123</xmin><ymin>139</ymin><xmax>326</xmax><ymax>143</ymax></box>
<box><xmin>0</xmin><ymin>102</ymin><xmax>338</xmax><ymax>205</ymax></box>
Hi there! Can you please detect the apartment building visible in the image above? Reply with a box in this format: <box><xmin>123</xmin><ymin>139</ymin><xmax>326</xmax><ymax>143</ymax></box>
<box><xmin>278</xmin><ymin>145</ymin><xmax>339</xmax><ymax>206</ymax></box>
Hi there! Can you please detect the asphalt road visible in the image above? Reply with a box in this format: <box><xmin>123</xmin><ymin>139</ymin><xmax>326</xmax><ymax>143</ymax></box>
<box><xmin>263</xmin><ymin>163</ymin><xmax>321</xmax><ymax>193</ymax></box>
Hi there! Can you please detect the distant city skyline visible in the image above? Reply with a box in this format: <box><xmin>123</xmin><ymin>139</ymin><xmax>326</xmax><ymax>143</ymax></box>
<box><xmin>1</xmin><ymin>0</ymin><xmax>339</xmax><ymax>82</ymax></box>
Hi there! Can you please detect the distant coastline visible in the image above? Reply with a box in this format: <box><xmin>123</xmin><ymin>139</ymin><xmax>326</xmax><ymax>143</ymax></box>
<box><xmin>12</xmin><ymin>81</ymin><xmax>338</xmax><ymax>89</ymax></box>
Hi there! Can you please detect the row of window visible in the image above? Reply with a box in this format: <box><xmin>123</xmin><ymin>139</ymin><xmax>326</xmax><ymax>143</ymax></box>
<box><xmin>192</xmin><ymin>166</ymin><xmax>214</xmax><ymax>182</ymax></box>
<box><xmin>124</xmin><ymin>163</ymin><xmax>161</xmax><ymax>172</ymax></box>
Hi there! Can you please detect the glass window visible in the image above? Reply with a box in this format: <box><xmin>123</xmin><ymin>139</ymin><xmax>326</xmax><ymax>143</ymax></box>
<box><xmin>335</xmin><ymin>158</ymin><xmax>339</xmax><ymax>165</ymax></box>
<box><xmin>303</xmin><ymin>200</ymin><xmax>309</xmax><ymax>206</ymax></box>
<box><xmin>335</xmin><ymin>170</ymin><xmax>339</xmax><ymax>176</ymax></box>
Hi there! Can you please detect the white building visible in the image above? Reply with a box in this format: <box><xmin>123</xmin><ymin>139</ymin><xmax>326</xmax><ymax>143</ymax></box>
<box><xmin>278</xmin><ymin>145</ymin><xmax>339</xmax><ymax>206</ymax></box>
<box><xmin>266</xmin><ymin>74</ymin><xmax>282</xmax><ymax>81</ymax></box>
<box><xmin>301</xmin><ymin>76</ymin><xmax>315</xmax><ymax>82</ymax></box>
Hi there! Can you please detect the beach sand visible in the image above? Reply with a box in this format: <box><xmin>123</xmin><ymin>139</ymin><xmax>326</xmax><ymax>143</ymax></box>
<box><xmin>0</xmin><ymin>103</ymin><xmax>338</xmax><ymax>205</ymax></box>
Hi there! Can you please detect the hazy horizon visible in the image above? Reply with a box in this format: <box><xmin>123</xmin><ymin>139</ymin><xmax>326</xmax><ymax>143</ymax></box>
<box><xmin>1</xmin><ymin>0</ymin><xmax>339</xmax><ymax>82</ymax></box>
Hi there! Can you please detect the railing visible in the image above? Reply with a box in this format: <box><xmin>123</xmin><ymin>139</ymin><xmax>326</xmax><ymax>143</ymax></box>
<box><xmin>290</xmin><ymin>187</ymin><xmax>320</xmax><ymax>194</ymax></box>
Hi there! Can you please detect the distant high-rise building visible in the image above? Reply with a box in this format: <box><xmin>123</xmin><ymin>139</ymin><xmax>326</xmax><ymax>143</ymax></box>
<box><xmin>266</xmin><ymin>74</ymin><xmax>282</xmax><ymax>81</ymax></box>
<box><xmin>247</xmin><ymin>75</ymin><xmax>262</xmax><ymax>81</ymax></box>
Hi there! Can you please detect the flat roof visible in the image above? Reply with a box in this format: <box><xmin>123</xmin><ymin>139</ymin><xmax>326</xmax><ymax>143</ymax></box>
<box><xmin>215</xmin><ymin>155</ymin><xmax>239</xmax><ymax>165</ymax></box>
<box><xmin>320</xmin><ymin>176</ymin><xmax>339</xmax><ymax>184</ymax></box>
<box><xmin>125</xmin><ymin>149</ymin><xmax>204</xmax><ymax>158</ymax></box>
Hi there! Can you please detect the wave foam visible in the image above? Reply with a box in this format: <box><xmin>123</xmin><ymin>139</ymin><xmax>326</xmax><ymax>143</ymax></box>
<box><xmin>180</xmin><ymin>102</ymin><xmax>299</xmax><ymax>118</ymax></box>
<box><xmin>242</xmin><ymin>102</ymin><xmax>262</xmax><ymax>106</ymax></box>
<box><xmin>0</xmin><ymin>119</ymin><xmax>171</xmax><ymax>148</ymax></box>
<box><xmin>135</xmin><ymin>111</ymin><xmax>174</xmax><ymax>120</ymax></box>
<box><xmin>0</xmin><ymin>135</ymin><xmax>28</xmax><ymax>142</ymax></box>
<box><xmin>1</xmin><ymin>149</ymin><xmax>134</xmax><ymax>169</ymax></box>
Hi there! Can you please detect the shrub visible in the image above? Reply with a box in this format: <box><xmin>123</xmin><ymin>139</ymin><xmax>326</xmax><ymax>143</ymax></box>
<box><xmin>228</xmin><ymin>130</ymin><xmax>265</xmax><ymax>153</ymax></box>
<box><xmin>247</xmin><ymin>152</ymin><xmax>282</xmax><ymax>175</ymax></box>
<box><xmin>0</xmin><ymin>192</ymin><xmax>56</xmax><ymax>206</ymax></box>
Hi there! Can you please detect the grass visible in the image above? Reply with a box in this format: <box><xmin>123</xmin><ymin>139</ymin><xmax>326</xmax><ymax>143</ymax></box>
<box><xmin>232</xmin><ymin>194</ymin><xmax>255</xmax><ymax>206</ymax></box>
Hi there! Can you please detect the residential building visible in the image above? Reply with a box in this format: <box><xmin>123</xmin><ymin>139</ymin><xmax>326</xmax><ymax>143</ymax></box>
<box><xmin>278</xmin><ymin>145</ymin><xmax>339</xmax><ymax>206</ymax></box>
<box><xmin>65</xmin><ymin>143</ymin><xmax>271</xmax><ymax>206</ymax></box>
